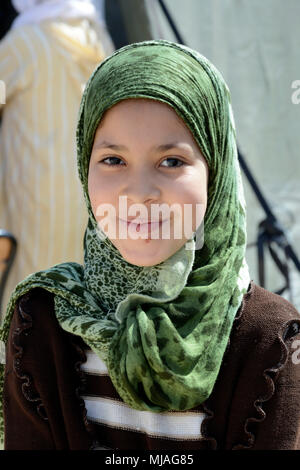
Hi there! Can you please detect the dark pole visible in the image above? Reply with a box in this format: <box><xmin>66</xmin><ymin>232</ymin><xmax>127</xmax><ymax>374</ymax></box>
<box><xmin>157</xmin><ymin>0</ymin><xmax>185</xmax><ymax>44</ymax></box>
<box><xmin>238</xmin><ymin>149</ymin><xmax>300</xmax><ymax>273</ymax></box>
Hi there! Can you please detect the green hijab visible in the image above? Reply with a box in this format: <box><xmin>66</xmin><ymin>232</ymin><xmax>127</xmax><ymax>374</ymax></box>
<box><xmin>0</xmin><ymin>40</ymin><xmax>250</xmax><ymax>444</ymax></box>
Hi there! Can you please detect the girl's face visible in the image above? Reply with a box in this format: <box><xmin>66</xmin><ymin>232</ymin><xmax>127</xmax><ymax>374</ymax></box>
<box><xmin>88</xmin><ymin>99</ymin><xmax>209</xmax><ymax>266</ymax></box>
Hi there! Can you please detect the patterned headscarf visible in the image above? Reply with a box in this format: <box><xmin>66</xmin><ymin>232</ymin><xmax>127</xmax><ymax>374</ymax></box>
<box><xmin>0</xmin><ymin>40</ymin><xmax>250</xmax><ymax>443</ymax></box>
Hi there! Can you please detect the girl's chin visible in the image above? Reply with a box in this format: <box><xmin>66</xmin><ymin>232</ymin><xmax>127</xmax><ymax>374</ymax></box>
<box><xmin>110</xmin><ymin>238</ymin><xmax>186</xmax><ymax>267</ymax></box>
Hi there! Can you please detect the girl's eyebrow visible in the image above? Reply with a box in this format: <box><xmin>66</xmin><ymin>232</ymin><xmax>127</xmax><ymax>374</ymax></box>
<box><xmin>93</xmin><ymin>141</ymin><xmax>128</xmax><ymax>151</ymax></box>
<box><xmin>93</xmin><ymin>141</ymin><xmax>191</xmax><ymax>152</ymax></box>
<box><xmin>156</xmin><ymin>143</ymin><xmax>188</xmax><ymax>152</ymax></box>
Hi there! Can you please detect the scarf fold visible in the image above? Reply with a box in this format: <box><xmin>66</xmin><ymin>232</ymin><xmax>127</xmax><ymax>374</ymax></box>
<box><xmin>0</xmin><ymin>40</ymin><xmax>250</xmax><ymax>445</ymax></box>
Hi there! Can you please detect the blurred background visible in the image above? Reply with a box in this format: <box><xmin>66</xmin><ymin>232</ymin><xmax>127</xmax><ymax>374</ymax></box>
<box><xmin>0</xmin><ymin>0</ymin><xmax>299</xmax><ymax>316</ymax></box>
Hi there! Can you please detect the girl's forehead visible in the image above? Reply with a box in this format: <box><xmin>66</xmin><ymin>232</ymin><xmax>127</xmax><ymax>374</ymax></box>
<box><xmin>100</xmin><ymin>98</ymin><xmax>179</xmax><ymax>120</ymax></box>
<box><xmin>94</xmin><ymin>98</ymin><xmax>194</xmax><ymax>138</ymax></box>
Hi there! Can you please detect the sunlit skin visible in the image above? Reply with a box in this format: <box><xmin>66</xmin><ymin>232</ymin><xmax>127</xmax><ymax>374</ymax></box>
<box><xmin>88</xmin><ymin>99</ymin><xmax>209</xmax><ymax>267</ymax></box>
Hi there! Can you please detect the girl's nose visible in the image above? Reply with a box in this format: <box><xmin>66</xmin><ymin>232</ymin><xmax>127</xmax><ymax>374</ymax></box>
<box><xmin>119</xmin><ymin>169</ymin><xmax>161</xmax><ymax>204</ymax></box>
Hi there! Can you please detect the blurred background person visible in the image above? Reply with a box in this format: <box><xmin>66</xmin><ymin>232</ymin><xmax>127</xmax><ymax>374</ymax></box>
<box><xmin>0</xmin><ymin>0</ymin><xmax>17</xmax><ymax>40</ymax></box>
<box><xmin>0</xmin><ymin>0</ymin><xmax>114</xmax><ymax>317</ymax></box>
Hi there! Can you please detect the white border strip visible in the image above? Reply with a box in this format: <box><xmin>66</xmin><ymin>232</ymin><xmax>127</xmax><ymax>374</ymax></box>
<box><xmin>80</xmin><ymin>350</ymin><xmax>108</xmax><ymax>375</ymax></box>
<box><xmin>82</xmin><ymin>396</ymin><xmax>205</xmax><ymax>440</ymax></box>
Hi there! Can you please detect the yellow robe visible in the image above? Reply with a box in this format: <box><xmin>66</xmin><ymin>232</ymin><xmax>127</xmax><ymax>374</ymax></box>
<box><xmin>0</xmin><ymin>19</ymin><xmax>114</xmax><ymax>316</ymax></box>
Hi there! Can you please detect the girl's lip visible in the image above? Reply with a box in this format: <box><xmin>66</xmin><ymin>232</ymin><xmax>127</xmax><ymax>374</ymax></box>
<box><xmin>118</xmin><ymin>218</ymin><xmax>168</xmax><ymax>236</ymax></box>
<box><xmin>119</xmin><ymin>218</ymin><xmax>166</xmax><ymax>225</ymax></box>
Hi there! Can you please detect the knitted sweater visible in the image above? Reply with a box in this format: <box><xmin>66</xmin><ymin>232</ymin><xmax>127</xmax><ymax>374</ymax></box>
<box><xmin>3</xmin><ymin>281</ymin><xmax>300</xmax><ymax>450</ymax></box>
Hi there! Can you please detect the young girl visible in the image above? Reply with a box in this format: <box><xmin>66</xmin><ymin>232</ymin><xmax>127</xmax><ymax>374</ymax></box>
<box><xmin>1</xmin><ymin>40</ymin><xmax>300</xmax><ymax>450</ymax></box>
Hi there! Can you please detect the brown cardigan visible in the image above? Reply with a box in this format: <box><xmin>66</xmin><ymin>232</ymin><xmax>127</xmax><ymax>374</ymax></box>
<box><xmin>3</xmin><ymin>281</ymin><xmax>300</xmax><ymax>450</ymax></box>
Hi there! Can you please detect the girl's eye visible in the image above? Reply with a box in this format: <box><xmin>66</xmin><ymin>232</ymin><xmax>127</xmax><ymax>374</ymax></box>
<box><xmin>100</xmin><ymin>156</ymin><xmax>125</xmax><ymax>166</ymax></box>
<box><xmin>99</xmin><ymin>156</ymin><xmax>185</xmax><ymax>168</ymax></box>
<box><xmin>160</xmin><ymin>157</ymin><xmax>184</xmax><ymax>168</ymax></box>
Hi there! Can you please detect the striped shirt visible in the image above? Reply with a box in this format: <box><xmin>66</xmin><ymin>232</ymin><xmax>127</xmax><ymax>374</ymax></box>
<box><xmin>0</xmin><ymin>19</ymin><xmax>114</xmax><ymax>316</ymax></box>
<box><xmin>80</xmin><ymin>348</ymin><xmax>208</xmax><ymax>450</ymax></box>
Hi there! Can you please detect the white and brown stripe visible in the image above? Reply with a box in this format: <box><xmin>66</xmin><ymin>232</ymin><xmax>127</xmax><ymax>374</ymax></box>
<box><xmin>80</xmin><ymin>349</ymin><xmax>208</xmax><ymax>450</ymax></box>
